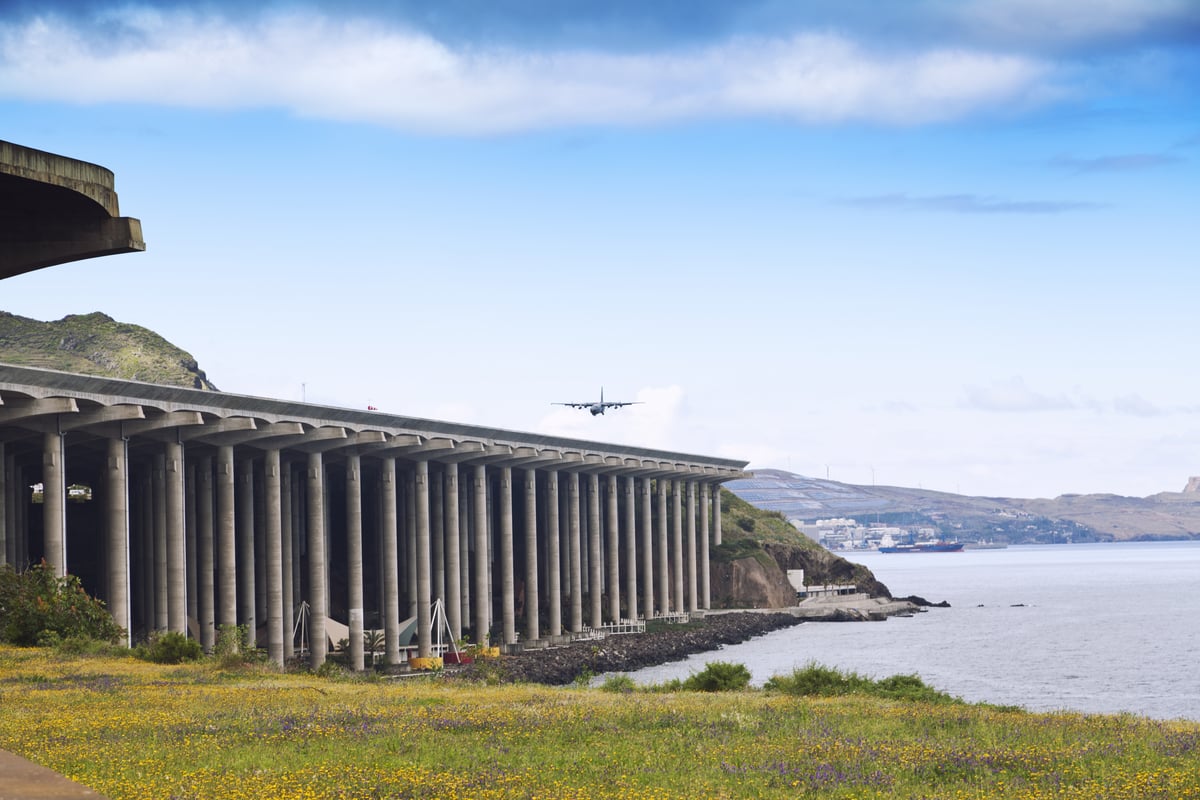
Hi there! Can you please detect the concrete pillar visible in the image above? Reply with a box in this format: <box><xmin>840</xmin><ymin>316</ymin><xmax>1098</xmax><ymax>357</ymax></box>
<box><xmin>432</xmin><ymin>469</ymin><xmax>444</xmax><ymax>607</ymax></box>
<box><xmin>405</xmin><ymin>472</ymin><xmax>417</xmax><ymax>618</ymax></box>
<box><xmin>472</xmin><ymin>464</ymin><xmax>489</xmax><ymax>645</ymax></box>
<box><xmin>523</xmin><ymin>468</ymin><xmax>539</xmax><ymax>642</ymax></box>
<box><xmin>443</xmin><ymin>463</ymin><xmax>462</xmax><ymax>643</ymax></box>
<box><xmin>185</xmin><ymin>462</ymin><xmax>198</xmax><ymax>625</ymax></box>
<box><xmin>640</xmin><ymin>478</ymin><xmax>653</xmax><ymax>620</ymax></box>
<box><xmin>415</xmin><ymin>459</ymin><xmax>433</xmax><ymax>658</ymax></box>
<box><xmin>42</xmin><ymin>432</ymin><xmax>65</xmax><ymax>577</ymax></box>
<box><xmin>458</xmin><ymin>480</ymin><xmax>470</xmax><ymax>638</ymax></box>
<box><xmin>2</xmin><ymin>451</ymin><xmax>12</xmax><ymax>567</ymax></box>
<box><xmin>307</xmin><ymin>452</ymin><xmax>327</xmax><ymax>669</ymax></box>
<box><xmin>687</xmin><ymin>481</ymin><xmax>698</xmax><ymax>613</ymax></box>
<box><xmin>238</xmin><ymin>459</ymin><xmax>255</xmax><ymax>635</ymax></box>
<box><xmin>545</xmin><ymin>470</ymin><xmax>561</xmax><ymax>637</ymax></box>
<box><xmin>0</xmin><ymin>442</ymin><xmax>5</xmax><ymax>568</ymax></box>
<box><xmin>498</xmin><ymin>466</ymin><xmax>515</xmax><ymax>646</ymax></box>
<box><xmin>165</xmin><ymin>442</ymin><xmax>187</xmax><ymax>635</ymax></box>
<box><xmin>380</xmin><ymin>458</ymin><xmax>401</xmax><ymax>665</ymax></box>
<box><xmin>216</xmin><ymin>446</ymin><xmax>236</xmax><ymax>629</ymax></box>
<box><xmin>153</xmin><ymin>453</ymin><xmax>167</xmax><ymax>631</ymax></box>
<box><xmin>280</xmin><ymin>464</ymin><xmax>294</xmax><ymax>660</ymax></box>
<box><xmin>587</xmin><ymin>473</ymin><xmax>602</xmax><ymax>629</ymax></box>
<box><xmin>714</xmin><ymin>486</ymin><xmax>723</xmax><ymax>546</ymax></box>
<box><xmin>343</xmin><ymin>454</ymin><xmax>363</xmax><ymax>671</ymax></box>
<box><xmin>606</xmin><ymin>475</ymin><xmax>620</xmax><ymax>622</ymax></box>
<box><xmin>672</xmin><ymin>480</ymin><xmax>684</xmax><ymax>613</ymax></box>
<box><xmin>656</xmin><ymin>479</ymin><xmax>669</xmax><ymax>616</ymax></box>
<box><xmin>701</xmin><ymin>483</ymin><xmax>711</xmax><ymax>610</ymax></box>
<box><xmin>567</xmin><ymin>471</ymin><xmax>582</xmax><ymax>633</ymax></box>
<box><xmin>624</xmin><ymin>475</ymin><xmax>637</xmax><ymax>622</ymax></box>
<box><xmin>196</xmin><ymin>456</ymin><xmax>215</xmax><ymax>652</ymax></box>
<box><xmin>139</xmin><ymin>469</ymin><xmax>153</xmax><ymax>633</ymax></box>
<box><xmin>106</xmin><ymin>437</ymin><xmax>130</xmax><ymax>646</ymax></box>
<box><xmin>264</xmin><ymin>450</ymin><xmax>285</xmax><ymax>668</ymax></box>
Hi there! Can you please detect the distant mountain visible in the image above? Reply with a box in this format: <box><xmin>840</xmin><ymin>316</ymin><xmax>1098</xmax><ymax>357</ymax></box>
<box><xmin>727</xmin><ymin>469</ymin><xmax>1200</xmax><ymax>543</ymax></box>
<box><xmin>0</xmin><ymin>311</ymin><xmax>216</xmax><ymax>390</ymax></box>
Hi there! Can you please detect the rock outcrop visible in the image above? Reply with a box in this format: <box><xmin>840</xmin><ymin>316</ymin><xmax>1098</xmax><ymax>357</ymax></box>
<box><xmin>1185</xmin><ymin>477</ymin><xmax>1200</xmax><ymax>494</ymax></box>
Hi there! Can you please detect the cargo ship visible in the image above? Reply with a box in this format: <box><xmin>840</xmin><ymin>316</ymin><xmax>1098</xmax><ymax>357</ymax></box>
<box><xmin>877</xmin><ymin>534</ymin><xmax>964</xmax><ymax>553</ymax></box>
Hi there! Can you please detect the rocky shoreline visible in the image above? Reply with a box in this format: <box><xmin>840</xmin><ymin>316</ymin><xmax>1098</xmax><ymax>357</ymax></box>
<box><xmin>451</xmin><ymin>611</ymin><xmax>804</xmax><ymax>686</ymax></box>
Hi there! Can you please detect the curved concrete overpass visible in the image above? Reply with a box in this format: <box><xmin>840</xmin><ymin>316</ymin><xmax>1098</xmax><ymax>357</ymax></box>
<box><xmin>0</xmin><ymin>141</ymin><xmax>144</xmax><ymax>279</ymax></box>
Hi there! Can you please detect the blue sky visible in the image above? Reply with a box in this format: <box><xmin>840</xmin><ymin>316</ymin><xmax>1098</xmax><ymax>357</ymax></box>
<box><xmin>2</xmin><ymin>0</ymin><xmax>1198</xmax><ymax>500</ymax></box>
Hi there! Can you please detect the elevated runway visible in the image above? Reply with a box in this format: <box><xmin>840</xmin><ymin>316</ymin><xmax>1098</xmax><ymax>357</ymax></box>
<box><xmin>0</xmin><ymin>141</ymin><xmax>144</xmax><ymax>280</ymax></box>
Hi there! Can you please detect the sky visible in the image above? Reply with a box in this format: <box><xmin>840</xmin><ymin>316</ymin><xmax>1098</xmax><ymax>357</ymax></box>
<box><xmin>2</xmin><ymin>0</ymin><xmax>1198</xmax><ymax>501</ymax></box>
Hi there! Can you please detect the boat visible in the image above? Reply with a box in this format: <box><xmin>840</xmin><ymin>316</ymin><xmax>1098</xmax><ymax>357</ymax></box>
<box><xmin>877</xmin><ymin>534</ymin><xmax>964</xmax><ymax>553</ymax></box>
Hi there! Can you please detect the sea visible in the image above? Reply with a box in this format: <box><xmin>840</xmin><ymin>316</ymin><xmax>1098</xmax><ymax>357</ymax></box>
<box><xmin>616</xmin><ymin>541</ymin><xmax>1200</xmax><ymax>721</ymax></box>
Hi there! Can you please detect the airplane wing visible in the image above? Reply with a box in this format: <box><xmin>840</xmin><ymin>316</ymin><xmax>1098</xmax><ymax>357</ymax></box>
<box><xmin>602</xmin><ymin>401</ymin><xmax>641</xmax><ymax>409</ymax></box>
<box><xmin>552</xmin><ymin>402</ymin><xmax>591</xmax><ymax>408</ymax></box>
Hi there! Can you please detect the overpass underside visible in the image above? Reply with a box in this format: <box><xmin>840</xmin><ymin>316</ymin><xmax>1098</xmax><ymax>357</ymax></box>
<box><xmin>0</xmin><ymin>141</ymin><xmax>144</xmax><ymax>280</ymax></box>
<box><xmin>0</xmin><ymin>364</ymin><xmax>742</xmax><ymax>670</ymax></box>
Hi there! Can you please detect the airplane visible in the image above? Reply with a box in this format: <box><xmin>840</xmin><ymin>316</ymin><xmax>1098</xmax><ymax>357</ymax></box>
<box><xmin>553</xmin><ymin>387</ymin><xmax>641</xmax><ymax>416</ymax></box>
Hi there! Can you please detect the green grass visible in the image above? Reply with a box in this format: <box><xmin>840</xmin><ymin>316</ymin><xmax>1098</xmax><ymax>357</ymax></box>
<box><xmin>1</xmin><ymin>645</ymin><xmax>1198</xmax><ymax>799</ymax></box>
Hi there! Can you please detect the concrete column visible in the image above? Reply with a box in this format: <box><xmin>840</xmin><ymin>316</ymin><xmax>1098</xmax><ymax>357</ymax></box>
<box><xmin>545</xmin><ymin>470</ymin><xmax>561</xmax><ymax>637</ymax></box>
<box><xmin>216</xmin><ymin>446</ymin><xmax>237</xmax><ymax>629</ymax></box>
<box><xmin>264</xmin><ymin>450</ymin><xmax>285</xmax><ymax>668</ymax></box>
<box><xmin>458</xmin><ymin>481</ymin><xmax>470</xmax><ymax>638</ymax></box>
<box><xmin>700</xmin><ymin>483</ymin><xmax>711</xmax><ymax>610</ymax></box>
<box><xmin>588</xmin><ymin>473</ymin><xmax>602</xmax><ymax>629</ymax></box>
<box><xmin>431</xmin><ymin>469</ymin><xmax>444</xmax><ymax>607</ymax></box>
<box><xmin>624</xmin><ymin>475</ymin><xmax>637</xmax><ymax>622</ymax></box>
<box><xmin>345</xmin><ymin>454</ymin><xmax>364</xmax><ymax>671</ymax></box>
<box><xmin>523</xmin><ymin>468</ymin><xmax>539</xmax><ymax>642</ymax></box>
<box><xmin>2</xmin><ymin>451</ymin><xmax>12</xmax><ymax>567</ymax></box>
<box><xmin>139</xmin><ymin>469</ymin><xmax>153</xmax><ymax>633</ymax></box>
<box><xmin>714</xmin><ymin>486</ymin><xmax>723</xmax><ymax>546</ymax></box>
<box><xmin>640</xmin><ymin>478</ymin><xmax>653</xmax><ymax>620</ymax></box>
<box><xmin>197</xmin><ymin>456</ymin><xmax>215</xmax><ymax>653</ymax></box>
<box><xmin>405</xmin><ymin>472</ymin><xmax>417</xmax><ymax>618</ymax></box>
<box><xmin>415</xmin><ymin>459</ymin><xmax>433</xmax><ymax>658</ymax></box>
<box><xmin>656</xmin><ymin>479</ymin><xmax>669</xmax><ymax>616</ymax></box>
<box><xmin>42</xmin><ymin>432</ymin><xmax>66</xmax><ymax>577</ymax></box>
<box><xmin>238</xmin><ymin>459</ymin><xmax>256</xmax><ymax>634</ymax></box>
<box><xmin>687</xmin><ymin>481</ymin><xmax>698</xmax><ymax>613</ymax></box>
<box><xmin>567</xmin><ymin>471</ymin><xmax>582</xmax><ymax>633</ymax></box>
<box><xmin>472</xmin><ymin>464</ymin><xmax>489</xmax><ymax>645</ymax></box>
<box><xmin>606</xmin><ymin>475</ymin><xmax>620</xmax><ymax>622</ymax></box>
<box><xmin>307</xmin><ymin>452</ymin><xmax>328</xmax><ymax>669</ymax></box>
<box><xmin>443</xmin><ymin>463</ymin><xmax>462</xmax><ymax>643</ymax></box>
<box><xmin>672</xmin><ymin>480</ymin><xmax>684</xmax><ymax>614</ymax></box>
<box><xmin>165</xmin><ymin>441</ymin><xmax>187</xmax><ymax>635</ymax></box>
<box><xmin>106</xmin><ymin>437</ymin><xmax>130</xmax><ymax>646</ymax></box>
<box><xmin>185</xmin><ymin>462</ymin><xmax>197</xmax><ymax>625</ymax></box>
<box><xmin>153</xmin><ymin>453</ymin><xmax>167</xmax><ymax>631</ymax></box>
<box><xmin>380</xmin><ymin>458</ymin><xmax>401</xmax><ymax>665</ymax></box>
<box><xmin>0</xmin><ymin>442</ymin><xmax>5</xmax><ymax>568</ymax></box>
<box><xmin>498</xmin><ymin>466</ymin><xmax>515</xmax><ymax>646</ymax></box>
<box><xmin>280</xmin><ymin>464</ymin><xmax>294</xmax><ymax>660</ymax></box>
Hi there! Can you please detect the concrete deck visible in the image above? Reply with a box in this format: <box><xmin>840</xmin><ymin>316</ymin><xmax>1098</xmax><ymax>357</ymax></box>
<box><xmin>0</xmin><ymin>749</ymin><xmax>107</xmax><ymax>799</ymax></box>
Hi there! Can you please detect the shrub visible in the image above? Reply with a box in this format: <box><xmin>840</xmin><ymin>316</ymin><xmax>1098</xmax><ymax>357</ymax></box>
<box><xmin>599</xmin><ymin>674</ymin><xmax>636</xmax><ymax>693</ymax></box>
<box><xmin>764</xmin><ymin>662</ymin><xmax>961</xmax><ymax>704</ymax></box>
<box><xmin>681</xmin><ymin>661</ymin><xmax>751</xmax><ymax>692</ymax></box>
<box><xmin>137</xmin><ymin>631</ymin><xmax>203</xmax><ymax>664</ymax></box>
<box><xmin>0</xmin><ymin>562</ymin><xmax>124</xmax><ymax>646</ymax></box>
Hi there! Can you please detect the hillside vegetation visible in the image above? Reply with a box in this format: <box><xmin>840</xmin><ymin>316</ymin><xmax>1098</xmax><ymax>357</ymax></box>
<box><xmin>0</xmin><ymin>311</ymin><xmax>216</xmax><ymax>389</ymax></box>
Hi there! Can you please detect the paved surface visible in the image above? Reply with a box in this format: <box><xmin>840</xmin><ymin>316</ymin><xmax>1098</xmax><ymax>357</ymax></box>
<box><xmin>0</xmin><ymin>749</ymin><xmax>107</xmax><ymax>799</ymax></box>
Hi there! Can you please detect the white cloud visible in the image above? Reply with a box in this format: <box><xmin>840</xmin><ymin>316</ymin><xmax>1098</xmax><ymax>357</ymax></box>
<box><xmin>955</xmin><ymin>0</ymin><xmax>1195</xmax><ymax>48</ymax></box>
<box><xmin>961</xmin><ymin>376</ymin><xmax>1076</xmax><ymax>412</ymax></box>
<box><xmin>0</xmin><ymin>10</ymin><xmax>1052</xmax><ymax>133</ymax></box>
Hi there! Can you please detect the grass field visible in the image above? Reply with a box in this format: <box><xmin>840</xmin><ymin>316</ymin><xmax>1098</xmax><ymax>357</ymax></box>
<box><xmin>1</xmin><ymin>645</ymin><xmax>1197</xmax><ymax>799</ymax></box>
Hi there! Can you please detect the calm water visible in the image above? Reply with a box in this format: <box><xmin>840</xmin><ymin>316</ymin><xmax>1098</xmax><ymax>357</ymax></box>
<box><xmin>618</xmin><ymin>541</ymin><xmax>1200</xmax><ymax>720</ymax></box>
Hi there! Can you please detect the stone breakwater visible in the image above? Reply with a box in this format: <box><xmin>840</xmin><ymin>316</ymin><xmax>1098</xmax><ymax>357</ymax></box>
<box><xmin>452</xmin><ymin>612</ymin><xmax>804</xmax><ymax>686</ymax></box>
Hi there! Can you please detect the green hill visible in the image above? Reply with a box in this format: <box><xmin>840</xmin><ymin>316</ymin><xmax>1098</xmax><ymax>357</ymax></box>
<box><xmin>0</xmin><ymin>311</ymin><xmax>216</xmax><ymax>390</ymax></box>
